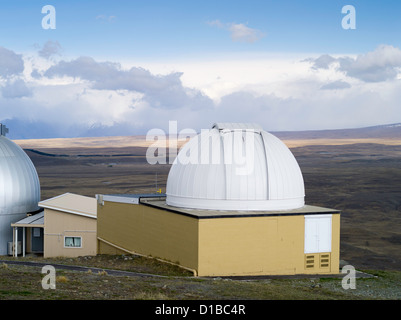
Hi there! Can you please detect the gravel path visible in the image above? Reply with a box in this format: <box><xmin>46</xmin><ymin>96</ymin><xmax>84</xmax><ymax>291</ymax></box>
<box><xmin>0</xmin><ymin>259</ymin><xmax>168</xmax><ymax>278</ymax></box>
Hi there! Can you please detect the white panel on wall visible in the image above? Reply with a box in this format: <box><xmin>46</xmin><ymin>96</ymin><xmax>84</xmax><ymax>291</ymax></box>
<box><xmin>304</xmin><ymin>215</ymin><xmax>332</xmax><ymax>253</ymax></box>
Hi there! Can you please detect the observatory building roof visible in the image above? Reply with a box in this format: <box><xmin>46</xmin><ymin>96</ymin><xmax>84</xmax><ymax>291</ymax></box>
<box><xmin>39</xmin><ymin>193</ymin><xmax>97</xmax><ymax>218</ymax></box>
<box><xmin>142</xmin><ymin>198</ymin><xmax>339</xmax><ymax>219</ymax></box>
<box><xmin>166</xmin><ymin>123</ymin><xmax>305</xmax><ymax>211</ymax></box>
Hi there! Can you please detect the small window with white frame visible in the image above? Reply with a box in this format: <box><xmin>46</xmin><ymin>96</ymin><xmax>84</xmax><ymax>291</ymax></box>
<box><xmin>64</xmin><ymin>236</ymin><xmax>82</xmax><ymax>248</ymax></box>
<box><xmin>33</xmin><ymin>227</ymin><xmax>41</xmax><ymax>237</ymax></box>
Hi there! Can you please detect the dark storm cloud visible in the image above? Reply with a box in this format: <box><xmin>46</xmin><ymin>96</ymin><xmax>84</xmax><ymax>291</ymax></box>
<box><xmin>44</xmin><ymin>56</ymin><xmax>214</xmax><ymax>110</ymax></box>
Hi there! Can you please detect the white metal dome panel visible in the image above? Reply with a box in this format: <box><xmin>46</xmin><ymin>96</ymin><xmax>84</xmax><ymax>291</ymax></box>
<box><xmin>167</xmin><ymin>129</ymin><xmax>226</xmax><ymax>200</ymax></box>
<box><xmin>0</xmin><ymin>134</ymin><xmax>41</xmax><ymax>254</ymax></box>
<box><xmin>261</xmin><ymin>131</ymin><xmax>305</xmax><ymax>201</ymax></box>
<box><xmin>166</xmin><ymin>123</ymin><xmax>305</xmax><ymax>211</ymax></box>
<box><xmin>222</xmin><ymin>130</ymin><xmax>268</xmax><ymax>200</ymax></box>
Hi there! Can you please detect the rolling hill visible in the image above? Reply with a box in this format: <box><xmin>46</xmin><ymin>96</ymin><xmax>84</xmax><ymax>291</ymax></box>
<box><xmin>273</xmin><ymin>123</ymin><xmax>401</xmax><ymax>140</ymax></box>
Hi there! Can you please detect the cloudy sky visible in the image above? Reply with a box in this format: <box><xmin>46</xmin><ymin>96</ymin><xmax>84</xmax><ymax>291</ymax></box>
<box><xmin>1</xmin><ymin>0</ymin><xmax>401</xmax><ymax>138</ymax></box>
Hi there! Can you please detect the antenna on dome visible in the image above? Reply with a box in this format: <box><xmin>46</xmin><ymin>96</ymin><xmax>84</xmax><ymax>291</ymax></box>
<box><xmin>0</xmin><ymin>124</ymin><xmax>9</xmax><ymax>137</ymax></box>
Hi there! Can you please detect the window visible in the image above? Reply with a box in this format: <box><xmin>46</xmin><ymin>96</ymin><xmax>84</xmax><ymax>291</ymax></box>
<box><xmin>33</xmin><ymin>227</ymin><xmax>41</xmax><ymax>237</ymax></box>
<box><xmin>304</xmin><ymin>215</ymin><xmax>332</xmax><ymax>254</ymax></box>
<box><xmin>64</xmin><ymin>236</ymin><xmax>82</xmax><ymax>248</ymax></box>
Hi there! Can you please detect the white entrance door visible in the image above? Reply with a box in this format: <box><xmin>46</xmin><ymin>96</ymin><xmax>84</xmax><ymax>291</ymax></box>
<box><xmin>304</xmin><ymin>214</ymin><xmax>332</xmax><ymax>253</ymax></box>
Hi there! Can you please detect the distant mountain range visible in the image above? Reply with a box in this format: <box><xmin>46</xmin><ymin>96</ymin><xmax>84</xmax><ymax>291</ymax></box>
<box><xmin>273</xmin><ymin>123</ymin><xmax>401</xmax><ymax>140</ymax></box>
<box><xmin>2</xmin><ymin>117</ymin><xmax>401</xmax><ymax>140</ymax></box>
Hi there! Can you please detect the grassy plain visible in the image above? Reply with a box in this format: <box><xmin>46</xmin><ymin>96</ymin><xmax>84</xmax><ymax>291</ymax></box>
<box><xmin>0</xmin><ymin>256</ymin><xmax>400</xmax><ymax>300</ymax></box>
<box><xmin>15</xmin><ymin>135</ymin><xmax>401</xmax><ymax>271</ymax></box>
<box><xmin>1</xmin><ymin>135</ymin><xmax>399</xmax><ymax>300</ymax></box>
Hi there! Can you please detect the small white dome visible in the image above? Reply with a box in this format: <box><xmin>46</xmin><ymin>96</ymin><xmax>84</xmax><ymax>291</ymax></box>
<box><xmin>166</xmin><ymin>123</ymin><xmax>305</xmax><ymax>211</ymax></box>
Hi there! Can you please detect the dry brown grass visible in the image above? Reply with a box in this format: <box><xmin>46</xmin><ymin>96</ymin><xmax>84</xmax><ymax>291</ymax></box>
<box><xmin>284</xmin><ymin>138</ymin><xmax>401</xmax><ymax>148</ymax></box>
<box><xmin>12</xmin><ymin>135</ymin><xmax>401</xmax><ymax>272</ymax></box>
<box><xmin>13</xmin><ymin>136</ymin><xmax>190</xmax><ymax>150</ymax></box>
<box><xmin>13</xmin><ymin>135</ymin><xmax>401</xmax><ymax>150</ymax></box>
<box><xmin>56</xmin><ymin>275</ymin><xmax>68</xmax><ymax>283</ymax></box>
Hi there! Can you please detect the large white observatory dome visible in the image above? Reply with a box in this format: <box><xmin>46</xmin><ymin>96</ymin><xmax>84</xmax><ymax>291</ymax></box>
<box><xmin>0</xmin><ymin>124</ymin><xmax>41</xmax><ymax>254</ymax></box>
<box><xmin>166</xmin><ymin>123</ymin><xmax>305</xmax><ymax>211</ymax></box>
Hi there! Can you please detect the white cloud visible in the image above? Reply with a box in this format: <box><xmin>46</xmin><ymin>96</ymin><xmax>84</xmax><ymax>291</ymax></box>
<box><xmin>1</xmin><ymin>79</ymin><xmax>32</xmax><ymax>98</ymax></box>
<box><xmin>0</xmin><ymin>46</ymin><xmax>24</xmax><ymax>78</ymax></box>
<box><xmin>207</xmin><ymin>20</ymin><xmax>265</xmax><ymax>43</ymax></box>
<box><xmin>1</xmin><ymin>45</ymin><xmax>401</xmax><ymax>138</ymax></box>
<box><xmin>206</xmin><ymin>20</ymin><xmax>224</xmax><ymax>28</ymax></box>
<box><xmin>305</xmin><ymin>54</ymin><xmax>337</xmax><ymax>70</ymax></box>
<box><xmin>43</xmin><ymin>56</ymin><xmax>214</xmax><ymax>110</ymax></box>
<box><xmin>308</xmin><ymin>45</ymin><xmax>401</xmax><ymax>82</ymax></box>
<box><xmin>228</xmin><ymin>23</ymin><xmax>265</xmax><ymax>43</ymax></box>
<box><xmin>320</xmin><ymin>80</ymin><xmax>351</xmax><ymax>90</ymax></box>
<box><xmin>38</xmin><ymin>40</ymin><xmax>63</xmax><ymax>59</ymax></box>
<box><xmin>96</xmin><ymin>15</ymin><xmax>116</xmax><ymax>22</ymax></box>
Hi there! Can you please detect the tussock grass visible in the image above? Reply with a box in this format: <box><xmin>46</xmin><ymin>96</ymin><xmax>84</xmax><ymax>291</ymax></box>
<box><xmin>56</xmin><ymin>275</ymin><xmax>68</xmax><ymax>283</ymax></box>
<box><xmin>97</xmin><ymin>270</ymin><xmax>108</xmax><ymax>276</ymax></box>
<box><xmin>133</xmin><ymin>291</ymin><xmax>169</xmax><ymax>300</ymax></box>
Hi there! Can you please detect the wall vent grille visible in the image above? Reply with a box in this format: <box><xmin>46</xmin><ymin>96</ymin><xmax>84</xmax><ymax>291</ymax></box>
<box><xmin>304</xmin><ymin>253</ymin><xmax>331</xmax><ymax>271</ymax></box>
<box><xmin>305</xmin><ymin>255</ymin><xmax>315</xmax><ymax>269</ymax></box>
<box><xmin>319</xmin><ymin>254</ymin><xmax>330</xmax><ymax>268</ymax></box>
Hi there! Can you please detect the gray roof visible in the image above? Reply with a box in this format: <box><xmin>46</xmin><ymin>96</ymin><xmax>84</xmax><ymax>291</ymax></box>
<box><xmin>100</xmin><ymin>193</ymin><xmax>166</xmax><ymax>205</ymax></box>
<box><xmin>141</xmin><ymin>199</ymin><xmax>340</xmax><ymax>219</ymax></box>
<box><xmin>101</xmin><ymin>193</ymin><xmax>340</xmax><ymax>219</ymax></box>
<box><xmin>106</xmin><ymin>193</ymin><xmax>166</xmax><ymax>199</ymax></box>
<box><xmin>11</xmin><ymin>211</ymin><xmax>44</xmax><ymax>227</ymax></box>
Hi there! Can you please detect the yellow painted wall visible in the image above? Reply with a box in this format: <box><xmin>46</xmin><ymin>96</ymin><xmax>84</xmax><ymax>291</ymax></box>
<box><xmin>303</xmin><ymin>214</ymin><xmax>340</xmax><ymax>274</ymax></box>
<box><xmin>97</xmin><ymin>239</ymin><xmax>127</xmax><ymax>255</ymax></box>
<box><xmin>97</xmin><ymin>202</ymin><xmax>199</xmax><ymax>272</ymax></box>
<box><xmin>198</xmin><ymin>214</ymin><xmax>340</xmax><ymax>276</ymax></box>
<box><xmin>198</xmin><ymin>216</ymin><xmax>303</xmax><ymax>276</ymax></box>
<box><xmin>97</xmin><ymin>201</ymin><xmax>340</xmax><ymax>277</ymax></box>
<box><xmin>44</xmin><ymin>209</ymin><xmax>97</xmax><ymax>258</ymax></box>
<box><xmin>331</xmin><ymin>214</ymin><xmax>341</xmax><ymax>273</ymax></box>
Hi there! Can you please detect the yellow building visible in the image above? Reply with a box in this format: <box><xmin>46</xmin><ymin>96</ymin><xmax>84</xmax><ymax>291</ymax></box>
<box><xmin>96</xmin><ymin>123</ymin><xmax>341</xmax><ymax>277</ymax></box>
<box><xmin>97</xmin><ymin>195</ymin><xmax>340</xmax><ymax>277</ymax></box>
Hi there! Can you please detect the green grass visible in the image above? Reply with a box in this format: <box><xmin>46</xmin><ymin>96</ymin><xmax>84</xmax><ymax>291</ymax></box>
<box><xmin>0</xmin><ymin>289</ymin><xmax>34</xmax><ymax>296</ymax></box>
<box><xmin>0</xmin><ymin>256</ymin><xmax>399</xmax><ymax>300</ymax></box>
